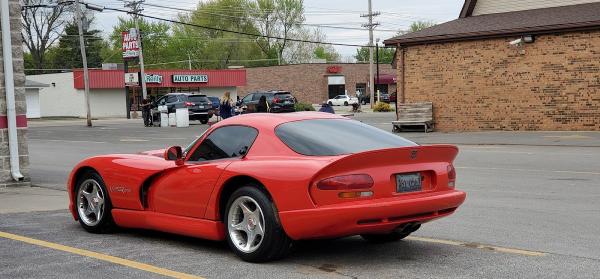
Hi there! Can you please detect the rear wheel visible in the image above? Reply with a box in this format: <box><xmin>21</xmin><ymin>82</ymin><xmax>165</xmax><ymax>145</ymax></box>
<box><xmin>200</xmin><ymin>119</ymin><xmax>209</xmax><ymax>124</ymax></box>
<box><xmin>361</xmin><ymin>224</ymin><xmax>421</xmax><ymax>243</ymax></box>
<box><xmin>344</xmin><ymin>101</ymin><xmax>349</xmax><ymax>106</ymax></box>
<box><xmin>328</xmin><ymin>101</ymin><xmax>333</xmax><ymax>106</ymax></box>
<box><xmin>225</xmin><ymin>186</ymin><xmax>292</xmax><ymax>262</ymax></box>
<box><xmin>75</xmin><ymin>171</ymin><xmax>115</xmax><ymax>233</ymax></box>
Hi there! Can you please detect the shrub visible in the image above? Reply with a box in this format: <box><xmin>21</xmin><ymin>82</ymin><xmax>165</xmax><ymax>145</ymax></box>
<box><xmin>373</xmin><ymin>102</ymin><xmax>394</xmax><ymax>112</ymax></box>
<box><xmin>295</xmin><ymin>103</ymin><xmax>316</xmax><ymax>111</ymax></box>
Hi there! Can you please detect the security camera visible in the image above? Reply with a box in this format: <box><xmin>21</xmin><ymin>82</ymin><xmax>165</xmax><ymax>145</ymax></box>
<box><xmin>509</xmin><ymin>38</ymin><xmax>523</xmax><ymax>46</ymax></box>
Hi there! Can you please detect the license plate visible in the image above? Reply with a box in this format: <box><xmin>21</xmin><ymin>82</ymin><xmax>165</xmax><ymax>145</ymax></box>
<box><xmin>284</xmin><ymin>101</ymin><xmax>291</xmax><ymax>105</ymax></box>
<box><xmin>396</xmin><ymin>173</ymin><xmax>422</xmax><ymax>193</ymax></box>
<box><xmin>198</xmin><ymin>105</ymin><xmax>204</xmax><ymax>109</ymax></box>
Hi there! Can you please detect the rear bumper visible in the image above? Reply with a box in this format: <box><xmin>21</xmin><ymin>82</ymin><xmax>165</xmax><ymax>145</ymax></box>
<box><xmin>278</xmin><ymin>190</ymin><xmax>466</xmax><ymax>240</ymax></box>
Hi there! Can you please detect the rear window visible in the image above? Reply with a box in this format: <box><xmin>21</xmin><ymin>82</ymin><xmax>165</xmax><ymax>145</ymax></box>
<box><xmin>275</xmin><ymin>119</ymin><xmax>417</xmax><ymax>156</ymax></box>
<box><xmin>188</xmin><ymin>95</ymin><xmax>209</xmax><ymax>103</ymax></box>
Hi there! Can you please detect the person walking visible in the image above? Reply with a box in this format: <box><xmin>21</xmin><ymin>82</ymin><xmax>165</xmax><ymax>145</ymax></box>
<box><xmin>219</xmin><ymin>91</ymin><xmax>234</xmax><ymax>119</ymax></box>
<box><xmin>256</xmin><ymin>95</ymin><xmax>270</xmax><ymax>113</ymax></box>
<box><xmin>141</xmin><ymin>97</ymin><xmax>152</xmax><ymax>126</ymax></box>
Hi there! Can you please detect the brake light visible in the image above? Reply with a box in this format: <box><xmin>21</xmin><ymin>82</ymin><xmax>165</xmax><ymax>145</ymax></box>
<box><xmin>447</xmin><ymin>164</ymin><xmax>456</xmax><ymax>188</ymax></box>
<box><xmin>317</xmin><ymin>174</ymin><xmax>374</xmax><ymax>190</ymax></box>
<box><xmin>185</xmin><ymin>102</ymin><xmax>194</xmax><ymax>107</ymax></box>
<box><xmin>273</xmin><ymin>97</ymin><xmax>281</xmax><ymax>103</ymax></box>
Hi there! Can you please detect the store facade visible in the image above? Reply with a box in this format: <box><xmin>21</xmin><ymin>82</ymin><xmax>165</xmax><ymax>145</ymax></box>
<box><xmin>239</xmin><ymin>63</ymin><xmax>396</xmax><ymax>104</ymax></box>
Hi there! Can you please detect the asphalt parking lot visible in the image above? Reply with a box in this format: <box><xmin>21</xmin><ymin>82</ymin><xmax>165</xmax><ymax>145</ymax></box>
<box><xmin>1</xmin><ymin>113</ymin><xmax>599</xmax><ymax>278</ymax></box>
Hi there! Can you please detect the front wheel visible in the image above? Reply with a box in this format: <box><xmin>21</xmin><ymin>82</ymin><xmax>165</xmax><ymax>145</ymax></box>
<box><xmin>200</xmin><ymin>119</ymin><xmax>209</xmax><ymax>124</ymax></box>
<box><xmin>75</xmin><ymin>171</ymin><xmax>115</xmax><ymax>233</ymax></box>
<box><xmin>328</xmin><ymin>101</ymin><xmax>333</xmax><ymax>106</ymax></box>
<box><xmin>225</xmin><ymin>186</ymin><xmax>292</xmax><ymax>262</ymax></box>
<box><xmin>344</xmin><ymin>101</ymin><xmax>349</xmax><ymax>106</ymax></box>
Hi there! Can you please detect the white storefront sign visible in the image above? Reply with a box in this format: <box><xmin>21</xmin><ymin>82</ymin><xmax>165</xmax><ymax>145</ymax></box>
<box><xmin>145</xmin><ymin>74</ymin><xmax>163</xmax><ymax>84</ymax></box>
<box><xmin>172</xmin><ymin>74</ymin><xmax>209</xmax><ymax>83</ymax></box>
<box><xmin>124</xmin><ymin>73</ymin><xmax>139</xmax><ymax>86</ymax></box>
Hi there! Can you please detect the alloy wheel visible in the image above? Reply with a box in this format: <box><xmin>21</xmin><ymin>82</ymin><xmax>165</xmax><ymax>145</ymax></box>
<box><xmin>76</xmin><ymin>179</ymin><xmax>105</xmax><ymax>227</ymax></box>
<box><xmin>228</xmin><ymin>196</ymin><xmax>266</xmax><ymax>253</ymax></box>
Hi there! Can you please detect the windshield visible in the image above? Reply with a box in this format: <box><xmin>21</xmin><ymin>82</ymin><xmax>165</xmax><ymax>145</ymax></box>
<box><xmin>188</xmin><ymin>95</ymin><xmax>209</xmax><ymax>103</ymax></box>
<box><xmin>275</xmin><ymin>119</ymin><xmax>417</xmax><ymax>156</ymax></box>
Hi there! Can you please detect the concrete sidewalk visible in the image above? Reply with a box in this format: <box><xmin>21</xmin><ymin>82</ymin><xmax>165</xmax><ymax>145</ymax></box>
<box><xmin>0</xmin><ymin>186</ymin><xmax>67</xmax><ymax>214</ymax></box>
<box><xmin>399</xmin><ymin>131</ymin><xmax>600</xmax><ymax>147</ymax></box>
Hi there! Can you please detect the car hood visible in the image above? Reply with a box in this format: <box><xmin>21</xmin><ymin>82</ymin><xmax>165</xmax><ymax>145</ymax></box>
<box><xmin>139</xmin><ymin>149</ymin><xmax>165</xmax><ymax>157</ymax></box>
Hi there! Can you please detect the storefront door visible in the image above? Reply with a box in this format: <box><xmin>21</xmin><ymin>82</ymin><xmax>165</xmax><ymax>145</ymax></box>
<box><xmin>328</xmin><ymin>85</ymin><xmax>345</xmax><ymax>99</ymax></box>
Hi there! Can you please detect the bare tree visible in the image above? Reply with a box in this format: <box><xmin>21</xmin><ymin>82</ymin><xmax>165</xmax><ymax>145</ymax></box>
<box><xmin>253</xmin><ymin>0</ymin><xmax>304</xmax><ymax>64</ymax></box>
<box><xmin>21</xmin><ymin>0</ymin><xmax>70</xmax><ymax>70</ymax></box>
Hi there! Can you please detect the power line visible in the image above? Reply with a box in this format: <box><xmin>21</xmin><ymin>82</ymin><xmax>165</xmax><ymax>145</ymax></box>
<box><xmin>102</xmin><ymin>6</ymin><xmax>370</xmax><ymax>47</ymax></box>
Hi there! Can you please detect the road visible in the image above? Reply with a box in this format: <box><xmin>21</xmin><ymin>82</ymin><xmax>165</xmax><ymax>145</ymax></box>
<box><xmin>1</xmin><ymin>115</ymin><xmax>599</xmax><ymax>278</ymax></box>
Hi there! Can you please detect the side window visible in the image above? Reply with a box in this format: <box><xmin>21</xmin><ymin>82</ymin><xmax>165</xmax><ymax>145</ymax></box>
<box><xmin>252</xmin><ymin>93</ymin><xmax>263</xmax><ymax>101</ymax></box>
<box><xmin>242</xmin><ymin>94</ymin><xmax>253</xmax><ymax>103</ymax></box>
<box><xmin>188</xmin><ymin>126</ymin><xmax>259</xmax><ymax>162</ymax></box>
<box><xmin>166</xmin><ymin>95</ymin><xmax>179</xmax><ymax>103</ymax></box>
<box><xmin>156</xmin><ymin>96</ymin><xmax>166</xmax><ymax>105</ymax></box>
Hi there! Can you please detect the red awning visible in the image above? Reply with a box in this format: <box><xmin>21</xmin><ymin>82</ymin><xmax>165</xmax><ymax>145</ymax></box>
<box><xmin>73</xmin><ymin>69</ymin><xmax>247</xmax><ymax>89</ymax></box>
<box><xmin>376</xmin><ymin>74</ymin><xmax>396</xmax><ymax>85</ymax></box>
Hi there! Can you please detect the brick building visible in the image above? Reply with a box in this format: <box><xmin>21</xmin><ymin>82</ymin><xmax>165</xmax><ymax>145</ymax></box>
<box><xmin>0</xmin><ymin>0</ymin><xmax>29</xmax><ymax>186</ymax></box>
<box><xmin>238</xmin><ymin>63</ymin><xmax>396</xmax><ymax>104</ymax></box>
<box><xmin>384</xmin><ymin>0</ymin><xmax>600</xmax><ymax>131</ymax></box>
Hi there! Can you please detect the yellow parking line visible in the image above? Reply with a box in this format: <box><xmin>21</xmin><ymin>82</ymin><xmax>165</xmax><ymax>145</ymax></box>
<box><xmin>0</xmin><ymin>231</ymin><xmax>204</xmax><ymax>279</ymax></box>
<box><xmin>406</xmin><ymin>236</ymin><xmax>547</xmax><ymax>257</ymax></box>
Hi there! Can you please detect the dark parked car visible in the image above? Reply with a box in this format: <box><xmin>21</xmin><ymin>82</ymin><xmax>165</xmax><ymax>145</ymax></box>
<box><xmin>239</xmin><ymin>91</ymin><xmax>296</xmax><ymax>113</ymax></box>
<box><xmin>153</xmin><ymin>93</ymin><xmax>213</xmax><ymax>124</ymax></box>
<box><xmin>390</xmin><ymin>92</ymin><xmax>397</xmax><ymax>103</ymax></box>
<box><xmin>378</xmin><ymin>92</ymin><xmax>390</xmax><ymax>103</ymax></box>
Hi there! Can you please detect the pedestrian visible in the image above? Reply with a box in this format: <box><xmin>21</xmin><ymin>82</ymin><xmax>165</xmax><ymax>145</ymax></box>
<box><xmin>319</xmin><ymin>102</ymin><xmax>335</xmax><ymax>114</ymax></box>
<box><xmin>219</xmin><ymin>91</ymin><xmax>234</xmax><ymax>119</ymax></box>
<box><xmin>141</xmin><ymin>97</ymin><xmax>152</xmax><ymax>126</ymax></box>
<box><xmin>256</xmin><ymin>95</ymin><xmax>270</xmax><ymax>113</ymax></box>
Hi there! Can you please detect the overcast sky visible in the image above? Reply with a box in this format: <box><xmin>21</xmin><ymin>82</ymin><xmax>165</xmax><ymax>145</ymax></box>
<box><xmin>91</xmin><ymin>0</ymin><xmax>463</xmax><ymax>58</ymax></box>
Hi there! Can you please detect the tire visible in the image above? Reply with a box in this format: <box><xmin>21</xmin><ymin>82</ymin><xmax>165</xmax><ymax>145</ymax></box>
<box><xmin>328</xmin><ymin>101</ymin><xmax>333</xmax><ymax>106</ymax></box>
<box><xmin>361</xmin><ymin>224</ymin><xmax>421</xmax><ymax>243</ymax></box>
<box><xmin>225</xmin><ymin>186</ymin><xmax>292</xmax><ymax>262</ymax></box>
<box><xmin>344</xmin><ymin>101</ymin><xmax>348</xmax><ymax>106</ymax></box>
<box><xmin>75</xmin><ymin>171</ymin><xmax>115</xmax><ymax>233</ymax></box>
<box><xmin>200</xmin><ymin>119</ymin><xmax>209</xmax><ymax>124</ymax></box>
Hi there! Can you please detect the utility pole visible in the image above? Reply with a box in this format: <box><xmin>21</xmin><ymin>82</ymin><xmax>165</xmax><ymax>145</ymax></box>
<box><xmin>125</xmin><ymin>0</ymin><xmax>147</xmax><ymax>99</ymax></box>
<box><xmin>361</xmin><ymin>0</ymin><xmax>380</xmax><ymax>108</ymax></box>
<box><xmin>188</xmin><ymin>53</ymin><xmax>192</xmax><ymax>70</ymax></box>
<box><xmin>74</xmin><ymin>0</ymin><xmax>92</xmax><ymax>127</ymax></box>
<box><xmin>376</xmin><ymin>38</ymin><xmax>380</xmax><ymax>100</ymax></box>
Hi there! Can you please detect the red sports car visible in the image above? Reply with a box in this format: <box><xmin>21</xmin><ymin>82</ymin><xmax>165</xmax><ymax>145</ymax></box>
<box><xmin>68</xmin><ymin>112</ymin><xmax>466</xmax><ymax>262</ymax></box>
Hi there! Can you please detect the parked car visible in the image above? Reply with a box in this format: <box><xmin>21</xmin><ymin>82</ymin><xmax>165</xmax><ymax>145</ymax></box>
<box><xmin>239</xmin><ymin>91</ymin><xmax>296</xmax><ymax>113</ymax></box>
<box><xmin>378</xmin><ymin>92</ymin><xmax>390</xmax><ymax>103</ymax></box>
<box><xmin>207</xmin><ymin>96</ymin><xmax>220</xmax><ymax>116</ymax></box>
<box><xmin>327</xmin><ymin>95</ymin><xmax>359</xmax><ymax>106</ymax></box>
<box><xmin>67</xmin><ymin>112</ymin><xmax>465</xmax><ymax>262</ymax></box>
<box><xmin>389</xmin><ymin>92</ymin><xmax>397</xmax><ymax>103</ymax></box>
<box><xmin>154</xmin><ymin>93</ymin><xmax>213</xmax><ymax>124</ymax></box>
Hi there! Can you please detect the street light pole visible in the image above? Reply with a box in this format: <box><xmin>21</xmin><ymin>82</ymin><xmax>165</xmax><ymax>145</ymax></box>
<box><xmin>74</xmin><ymin>0</ymin><xmax>92</xmax><ymax>127</ymax></box>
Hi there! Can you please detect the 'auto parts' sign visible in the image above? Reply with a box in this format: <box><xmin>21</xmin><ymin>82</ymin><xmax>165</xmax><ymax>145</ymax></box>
<box><xmin>122</xmin><ymin>28</ymin><xmax>139</xmax><ymax>59</ymax></box>
<box><xmin>172</xmin><ymin>74</ymin><xmax>208</xmax><ymax>83</ymax></box>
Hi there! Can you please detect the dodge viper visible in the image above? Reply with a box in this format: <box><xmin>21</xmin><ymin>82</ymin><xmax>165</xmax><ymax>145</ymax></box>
<box><xmin>68</xmin><ymin>112</ymin><xmax>466</xmax><ymax>262</ymax></box>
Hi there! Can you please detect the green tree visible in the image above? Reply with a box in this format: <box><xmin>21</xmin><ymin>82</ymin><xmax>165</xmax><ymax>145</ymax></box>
<box><xmin>51</xmin><ymin>22</ymin><xmax>105</xmax><ymax>70</ymax></box>
<box><xmin>314</xmin><ymin>46</ymin><xmax>340</xmax><ymax>62</ymax></box>
<box><xmin>354</xmin><ymin>47</ymin><xmax>395</xmax><ymax>63</ymax></box>
<box><xmin>106</xmin><ymin>17</ymin><xmax>172</xmax><ymax>68</ymax></box>
<box><xmin>409</xmin><ymin>20</ymin><xmax>436</xmax><ymax>32</ymax></box>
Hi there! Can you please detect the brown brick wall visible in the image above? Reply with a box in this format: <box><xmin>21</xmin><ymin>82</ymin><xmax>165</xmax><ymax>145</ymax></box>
<box><xmin>398</xmin><ymin>30</ymin><xmax>600</xmax><ymax>131</ymax></box>
<box><xmin>0</xmin><ymin>0</ymin><xmax>29</xmax><ymax>186</ymax></box>
<box><xmin>239</xmin><ymin>63</ymin><xmax>396</xmax><ymax>104</ymax></box>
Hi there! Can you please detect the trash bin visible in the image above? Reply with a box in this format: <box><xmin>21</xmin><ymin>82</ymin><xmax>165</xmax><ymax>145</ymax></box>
<box><xmin>168</xmin><ymin>113</ymin><xmax>177</xmax><ymax>127</ymax></box>
<box><xmin>160</xmin><ymin>113</ymin><xmax>169</xmax><ymax>128</ymax></box>
<box><xmin>176</xmin><ymin>108</ymin><xmax>189</xmax><ymax>127</ymax></box>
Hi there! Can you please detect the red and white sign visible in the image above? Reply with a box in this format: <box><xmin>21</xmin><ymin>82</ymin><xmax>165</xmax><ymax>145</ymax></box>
<box><xmin>124</xmin><ymin>73</ymin><xmax>139</xmax><ymax>87</ymax></box>
<box><xmin>122</xmin><ymin>28</ymin><xmax>140</xmax><ymax>59</ymax></box>
<box><xmin>327</xmin><ymin>66</ymin><xmax>342</xmax><ymax>74</ymax></box>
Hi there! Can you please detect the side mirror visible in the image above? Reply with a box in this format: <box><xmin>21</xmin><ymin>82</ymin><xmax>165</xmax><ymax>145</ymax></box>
<box><xmin>164</xmin><ymin>146</ymin><xmax>184</xmax><ymax>166</ymax></box>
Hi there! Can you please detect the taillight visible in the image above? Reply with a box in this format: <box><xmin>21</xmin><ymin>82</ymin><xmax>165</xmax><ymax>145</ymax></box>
<box><xmin>317</xmin><ymin>174</ymin><xmax>374</xmax><ymax>190</ymax></box>
<box><xmin>447</xmin><ymin>164</ymin><xmax>456</xmax><ymax>188</ymax></box>
<box><xmin>273</xmin><ymin>97</ymin><xmax>280</xmax><ymax>103</ymax></box>
<box><xmin>185</xmin><ymin>102</ymin><xmax>194</xmax><ymax>107</ymax></box>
